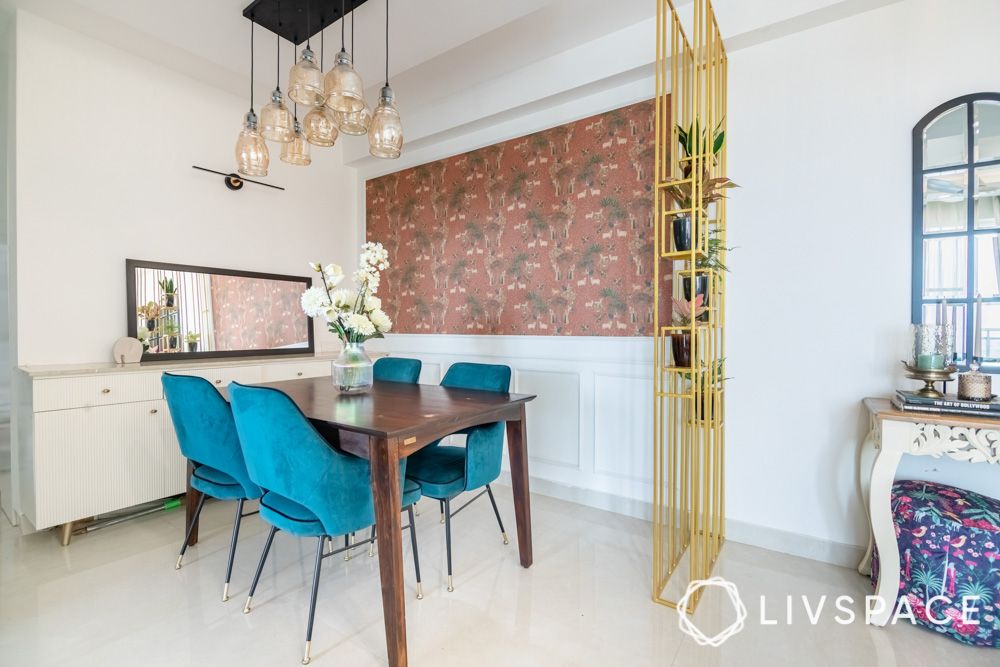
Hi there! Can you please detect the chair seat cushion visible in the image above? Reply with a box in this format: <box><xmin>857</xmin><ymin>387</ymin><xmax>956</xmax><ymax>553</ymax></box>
<box><xmin>190</xmin><ymin>465</ymin><xmax>251</xmax><ymax>500</ymax></box>
<box><xmin>406</xmin><ymin>446</ymin><xmax>467</xmax><ymax>499</ymax></box>
<box><xmin>872</xmin><ymin>479</ymin><xmax>1000</xmax><ymax>648</ymax></box>
<box><xmin>403</xmin><ymin>477</ymin><xmax>422</xmax><ymax>508</ymax></box>
<box><xmin>259</xmin><ymin>492</ymin><xmax>326</xmax><ymax>537</ymax></box>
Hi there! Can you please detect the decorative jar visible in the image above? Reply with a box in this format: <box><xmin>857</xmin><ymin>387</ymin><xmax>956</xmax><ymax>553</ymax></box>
<box><xmin>333</xmin><ymin>342</ymin><xmax>373</xmax><ymax>394</ymax></box>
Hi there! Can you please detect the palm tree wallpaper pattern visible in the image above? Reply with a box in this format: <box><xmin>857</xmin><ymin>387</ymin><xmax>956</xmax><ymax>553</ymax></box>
<box><xmin>365</xmin><ymin>99</ymin><xmax>663</xmax><ymax>336</ymax></box>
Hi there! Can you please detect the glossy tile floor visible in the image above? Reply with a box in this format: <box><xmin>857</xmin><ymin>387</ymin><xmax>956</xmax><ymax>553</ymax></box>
<box><xmin>1</xmin><ymin>488</ymin><xmax>996</xmax><ymax>666</ymax></box>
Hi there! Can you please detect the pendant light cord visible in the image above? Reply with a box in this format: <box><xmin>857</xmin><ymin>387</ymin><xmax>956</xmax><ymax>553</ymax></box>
<box><xmin>276</xmin><ymin>34</ymin><xmax>280</xmax><ymax>88</ymax></box>
<box><xmin>350</xmin><ymin>0</ymin><xmax>355</xmax><ymax>59</ymax></box>
<box><xmin>249</xmin><ymin>19</ymin><xmax>255</xmax><ymax>112</ymax></box>
<box><xmin>306</xmin><ymin>0</ymin><xmax>311</xmax><ymax>48</ymax></box>
<box><xmin>385</xmin><ymin>0</ymin><xmax>389</xmax><ymax>85</ymax></box>
<box><xmin>340</xmin><ymin>0</ymin><xmax>346</xmax><ymax>51</ymax></box>
<box><xmin>321</xmin><ymin>27</ymin><xmax>324</xmax><ymax>69</ymax></box>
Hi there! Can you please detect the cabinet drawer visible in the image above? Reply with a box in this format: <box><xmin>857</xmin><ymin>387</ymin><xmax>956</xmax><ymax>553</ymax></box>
<box><xmin>31</xmin><ymin>399</ymin><xmax>185</xmax><ymax>528</ymax></box>
<box><xmin>171</xmin><ymin>365</ymin><xmax>263</xmax><ymax>390</ymax></box>
<box><xmin>33</xmin><ymin>373</ymin><xmax>163</xmax><ymax>412</ymax></box>
<box><xmin>261</xmin><ymin>360</ymin><xmax>332</xmax><ymax>382</ymax></box>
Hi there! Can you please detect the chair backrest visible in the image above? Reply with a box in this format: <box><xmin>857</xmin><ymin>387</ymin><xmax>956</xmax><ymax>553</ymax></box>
<box><xmin>373</xmin><ymin>357</ymin><xmax>422</xmax><ymax>383</ymax></box>
<box><xmin>441</xmin><ymin>362</ymin><xmax>511</xmax><ymax>393</ymax></box>
<box><xmin>161</xmin><ymin>373</ymin><xmax>259</xmax><ymax>498</ymax></box>
<box><xmin>228</xmin><ymin>382</ymin><xmax>376</xmax><ymax>537</ymax></box>
<box><xmin>439</xmin><ymin>363</ymin><xmax>511</xmax><ymax>490</ymax></box>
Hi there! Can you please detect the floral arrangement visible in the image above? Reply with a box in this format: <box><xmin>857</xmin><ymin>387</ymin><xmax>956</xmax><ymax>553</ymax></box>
<box><xmin>672</xmin><ymin>295</ymin><xmax>706</xmax><ymax>326</ymax></box>
<box><xmin>137</xmin><ymin>301</ymin><xmax>161</xmax><ymax>320</ymax></box>
<box><xmin>300</xmin><ymin>242</ymin><xmax>393</xmax><ymax>344</ymax></box>
<box><xmin>185</xmin><ymin>332</ymin><xmax>201</xmax><ymax>343</ymax></box>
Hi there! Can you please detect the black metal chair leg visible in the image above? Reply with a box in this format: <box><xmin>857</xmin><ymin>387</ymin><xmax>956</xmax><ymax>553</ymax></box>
<box><xmin>439</xmin><ymin>499</ymin><xmax>445</xmax><ymax>524</ymax></box>
<box><xmin>368</xmin><ymin>524</ymin><xmax>377</xmax><ymax>557</ymax></box>
<box><xmin>243</xmin><ymin>525</ymin><xmax>277</xmax><ymax>614</ymax></box>
<box><xmin>222</xmin><ymin>498</ymin><xmax>245</xmax><ymax>601</ymax></box>
<box><xmin>302</xmin><ymin>536</ymin><xmax>325</xmax><ymax>665</ymax></box>
<box><xmin>485</xmin><ymin>485</ymin><xmax>510</xmax><ymax>545</ymax></box>
<box><xmin>444</xmin><ymin>497</ymin><xmax>454</xmax><ymax>592</ymax></box>
<box><xmin>344</xmin><ymin>532</ymin><xmax>354</xmax><ymax>561</ymax></box>
<box><xmin>406</xmin><ymin>505</ymin><xmax>423</xmax><ymax>599</ymax></box>
<box><xmin>176</xmin><ymin>493</ymin><xmax>207</xmax><ymax>569</ymax></box>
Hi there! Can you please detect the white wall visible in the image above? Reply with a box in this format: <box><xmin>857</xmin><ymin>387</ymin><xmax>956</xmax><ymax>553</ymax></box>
<box><xmin>726</xmin><ymin>0</ymin><xmax>1000</xmax><ymax>561</ymax></box>
<box><xmin>12</xmin><ymin>10</ymin><xmax>357</xmax><ymax>367</ymax></box>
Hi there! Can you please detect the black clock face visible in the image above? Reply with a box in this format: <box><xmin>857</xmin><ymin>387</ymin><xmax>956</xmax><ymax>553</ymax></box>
<box><xmin>225</xmin><ymin>174</ymin><xmax>245</xmax><ymax>191</ymax></box>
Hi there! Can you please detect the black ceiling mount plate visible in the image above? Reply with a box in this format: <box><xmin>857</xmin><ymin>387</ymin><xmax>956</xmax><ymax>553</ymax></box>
<box><xmin>243</xmin><ymin>0</ymin><xmax>372</xmax><ymax>45</ymax></box>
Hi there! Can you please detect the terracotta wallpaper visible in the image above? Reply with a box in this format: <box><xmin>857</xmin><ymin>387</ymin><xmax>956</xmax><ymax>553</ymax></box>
<box><xmin>365</xmin><ymin>99</ymin><xmax>663</xmax><ymax>336</ymax></box>
<box><xmin>210</xmin><ymin>276</ymin><xmax>309</xmax><ymax>350</ymax></box>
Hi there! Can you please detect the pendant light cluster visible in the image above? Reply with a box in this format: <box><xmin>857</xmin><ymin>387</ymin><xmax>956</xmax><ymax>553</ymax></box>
<box><xmin>236</xmin><ymin>0</ymin><xmax>402</xmax><ymax>178</ymax></box>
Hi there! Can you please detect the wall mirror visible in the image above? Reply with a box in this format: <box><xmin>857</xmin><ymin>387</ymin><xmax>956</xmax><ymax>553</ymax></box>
<box><xmin>126</xmin><ymin>259</ymin><xmax>314</xmax><ymax>361</ymax></box>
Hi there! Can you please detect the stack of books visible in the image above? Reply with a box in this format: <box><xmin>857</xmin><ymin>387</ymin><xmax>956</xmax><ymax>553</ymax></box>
<box><xmin>893</xmin><ymin>390</ymin><xmax>1000</xmax><ymax>418</ymax></box>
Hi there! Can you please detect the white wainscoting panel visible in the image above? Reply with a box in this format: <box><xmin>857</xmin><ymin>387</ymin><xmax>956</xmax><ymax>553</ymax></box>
<box><xmin>369</xmin><ymin>334</ymin><xmax>653</xmax><ymax>512</ymax></box>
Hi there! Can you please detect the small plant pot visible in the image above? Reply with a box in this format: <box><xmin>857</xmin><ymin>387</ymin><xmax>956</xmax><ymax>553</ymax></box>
<box><xmin>682</xmin><ymin>275</ymin><xmax>710</xmax><ymax>311</ymax></box>
<box><xmin>145</xmin><ymin>318</ymin><xmax>157</xmax><ymax>331</ymax></box>
<box><xmin>672</xmin><ymin>215</ymin><xmax>692</xmax><ymax>252</ymax></box>
<box><xmin>168</xmin><ymin>336</ymin><xmax>178</xmax><ymax>350</ymax></box>
<box><xmin>164</xmin><ymin>294</ymin><xmax>175</xmax><ymax>308</ymax></box>
<box><xmin>695</xmin><ymin>391</ymin><xmax>720</xmax><ymax>421</ymax></box>
<box><xmin>671</xmin><ymin>332</ymin><xmax>692</xmax><ymax>368</ymax></box>
<box><xmin>187</xmin><ymin>342</ymin><xmax>198</xmax><ymax>353</ymax></box>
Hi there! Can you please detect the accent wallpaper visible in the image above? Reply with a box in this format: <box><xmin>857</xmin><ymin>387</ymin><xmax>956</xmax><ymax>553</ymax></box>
<box><xmin>366</xmin><ymin>99</ymin><xmax>662</xmax><ymax>336</ymax></box>
<box><xmin>209</xmin><ymin>275</ymin><xmax>308</xmax><ymax>350</ymax></box>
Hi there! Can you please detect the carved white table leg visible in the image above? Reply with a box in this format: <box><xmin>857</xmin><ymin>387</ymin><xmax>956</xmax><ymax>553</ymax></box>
<box><xmin>857</xmin><ymin>429</ymin><xmax>877</xmax><ymax>576</ymax></box>
<box><xmin>867</xmin><ymin>432</ymin><xmax>904</xmax><ymax>627</ymax></box>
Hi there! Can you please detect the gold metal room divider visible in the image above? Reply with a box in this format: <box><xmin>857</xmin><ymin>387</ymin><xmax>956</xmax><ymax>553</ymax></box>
<box><xmin>653</xmin><ymin>0</ymin><xmax>728</xmax><ymax>612</ymax></box>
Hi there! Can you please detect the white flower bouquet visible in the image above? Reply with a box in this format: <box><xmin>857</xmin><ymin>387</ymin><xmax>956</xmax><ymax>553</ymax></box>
<box><xmin>301</xmin><ymin>242</ymin><xmax>393</xmax><ymax>345</ymax></box>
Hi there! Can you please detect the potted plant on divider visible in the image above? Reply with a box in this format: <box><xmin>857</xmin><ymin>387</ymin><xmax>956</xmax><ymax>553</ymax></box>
<box><xmin>161</xmin><ymin>320</ymin><xmax>179</xmax><ymax>351</ymax></box>
<box><xmin>682</xmin><ymin>229</ymin><xmax>734</xmax><ymax>311</ymax></box>
<box><xmin>671</xmin><ymin>294</ymin><xmax>706</xmax><ymax>368</ymax></box>
<box><xmin>137</xmin><ymin>301</ymin><xmax>161</xmax><ymax>331</ymax></box>
<box><xmin>687</xmin><ymin>358</ymin><xmax>728</xmax><ymax>421</ymax></box>
<box><xmin>185</xmin><ymin>332</ymin><xmax>201</xmax><ymax>353</ymax></box>
<box><xmin>158</xmin><ymin>277</ymin><xmax>177</xmax><ymax>307</ymax></box>
<box><xmin>300</xmin><ymin>242</ymin><xmax>394</xmax><ymax>394</ymax></box>
<box><xmin>666</xmin><ymin>119</ymin><xmax>737</xmax><ymax>253</ymax></box>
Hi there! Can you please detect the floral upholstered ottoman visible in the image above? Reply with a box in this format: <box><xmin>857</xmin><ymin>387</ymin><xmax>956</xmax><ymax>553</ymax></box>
<box><xmin>871</xmin><ymin>479</ymin><xmax>1000</xmax><ymax>648</ymax></box>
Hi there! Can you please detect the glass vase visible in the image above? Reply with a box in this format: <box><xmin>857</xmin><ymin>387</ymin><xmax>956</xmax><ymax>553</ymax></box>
<box><xmin>332</xmin><ymin>342</ymin><xmax>373</xmax><ymax>394</ymax></box>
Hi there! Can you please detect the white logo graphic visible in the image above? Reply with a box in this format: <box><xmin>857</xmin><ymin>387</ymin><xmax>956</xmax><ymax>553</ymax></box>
<box><xmin>676</xmin><ymin>577</ymin><xmax>747</xmax><ymax>647</ymax></box>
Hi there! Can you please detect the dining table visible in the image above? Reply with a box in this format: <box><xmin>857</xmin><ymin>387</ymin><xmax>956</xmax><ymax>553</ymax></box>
<box><xmin>184</xmin><ymin>377</ymin><xmax>537</xmax><ymax>667</ymax></box>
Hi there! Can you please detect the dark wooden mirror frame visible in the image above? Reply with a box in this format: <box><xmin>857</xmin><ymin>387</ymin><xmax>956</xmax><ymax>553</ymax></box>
<box><xmin>126</xmin><ymin>259</ymin><xmax>315</xmax><ymax>362</ymax></box>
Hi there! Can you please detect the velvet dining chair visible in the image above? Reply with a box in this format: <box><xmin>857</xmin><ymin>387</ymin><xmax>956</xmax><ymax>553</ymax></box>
<box><xmin>228</xmin><ymin>382</ymin><xmax>423</xmax><ymax>665</ymax></box>
<box><xmin>404</xmin><ymin>362</ymin><xmax>512</xmax><ymax>592</ymax></box>
<box><xmin>373</xmin><ymin>356</ymin><xmax>422</xmax><ymax>384</ymax></box>
<box><xmin>161</xmin><ymin>373</ymin><xmax>261</xmax><ymax>603</ymax></box>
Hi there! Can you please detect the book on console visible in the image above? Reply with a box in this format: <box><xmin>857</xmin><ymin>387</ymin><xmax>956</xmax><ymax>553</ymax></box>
<box><xmin>891</xmin><ymin>395</ymin><xmax>1000</xmax><ymax>419</ymax></box>
<box><xmin>895</xmin><ymin>390</ymin><xmax>1000</xmax><ymax>413</ymax></box>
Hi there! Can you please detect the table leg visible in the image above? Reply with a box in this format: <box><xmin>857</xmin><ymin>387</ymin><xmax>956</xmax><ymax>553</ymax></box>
<box><xmin>185</xmin><ymin>461</ymin><xmax>202</xmax><ymax>547</ymax></box>
<box><xmin>857</xmin><ymin>428</ymin><xmax>877</xmax><ymax>576</ymax></box>
<box><xmin>867</xmin><ymin>446</ymin><xmax>903</xmax><ymax>626</ymax></box>
<box><xmin>369</xmin><ymin>436</ymin><xmax>407</xmax><ymax>667</ymax></box>
<box><xmin>506</xmin><ymin>406</ymin><xmax>533</xmax><ymax>568</ymax></box>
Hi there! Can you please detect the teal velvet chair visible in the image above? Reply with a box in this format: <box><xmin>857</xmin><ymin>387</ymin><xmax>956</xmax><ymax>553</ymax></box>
<box><xmin>373</xmin><ymin>356</ymin><xmax>422</xmax><ymax>383</ymax></box>
<box><xmin>162</xmin><ymin>373</ymin><xmax>261</xmax><ymax>603</ymax></box>
<box><xmin>405</xmin><ymin>362</ymin><xmax>511</xmax><ymax>592</ymax></box>
<box><xmin>228</xmin><ymin>382</ymin><xmax>422</xmax><ymax>665</ymax></box>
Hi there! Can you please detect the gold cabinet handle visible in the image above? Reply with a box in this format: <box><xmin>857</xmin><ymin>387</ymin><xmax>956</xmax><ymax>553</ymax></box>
<box><xmin>297</xmin><ymin>372</ymin><xmax>303</xmax><ymax>377</ymax></box>
<box><xmin>101</xmin><ymin>388</ymin><xmax>111</xmax><ymax>394</ymax></box>
<box><xmin>150</xmin><ymin>408</ymin><xmax>158</xmax><ymax>414</ymax></box>
<box><xmin>214</xmin><ymin>379</ymin><xmax>222</xmax><ymax>385</ymax></box>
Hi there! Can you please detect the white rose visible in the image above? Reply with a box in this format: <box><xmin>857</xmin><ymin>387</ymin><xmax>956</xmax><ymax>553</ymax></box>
<box><xmin>370</xmin><ymin>309</ymin><xmax>392</xmax><ymax>333</ymax></box>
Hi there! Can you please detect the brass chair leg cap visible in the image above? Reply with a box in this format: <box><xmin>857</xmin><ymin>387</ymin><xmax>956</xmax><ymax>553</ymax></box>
<box><xmin>175</xmin><ymin>555</ymin><xmax>183</xmax><ymax>570</ymax></box>
<box><xmin>302</xmin><ymin>641</ymin><xmax>311</xmax><ymax>665</ymax></box>
<box><xmin>416</xmin><ymin>583</ymin><xmax>424</xmax><ymax>600</ymax></box>
<box><xmin>447</xmin><ymin>575</ymin><xmax>454</xmax><ymax>592</ymax></box>
<box><xmin>502</xmin><ymin>532</ymin><xmax>510</xmax><ymax>545</ymax></box>
<box><xmin>243</xmin><ymin>598</ymin><xmax>252</xmax><ymax>614</ymax></box>
<box><xmin>222</xmin><ymin>583</ymin><xmax>230</xmax><ymax>602</ymax></box>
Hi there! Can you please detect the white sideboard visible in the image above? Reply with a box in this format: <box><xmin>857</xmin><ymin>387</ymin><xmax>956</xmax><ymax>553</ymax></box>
<box><xmin>11</xmin><ymin>355</ymin><xmax>336</xmax><ymax>540</ymax></box>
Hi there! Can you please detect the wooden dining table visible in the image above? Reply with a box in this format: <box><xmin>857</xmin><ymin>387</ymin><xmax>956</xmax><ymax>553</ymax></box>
<box><xmin>184</xmin><ymin>377</ymin><xmax>536</xmax><ymax>667</ymax></box>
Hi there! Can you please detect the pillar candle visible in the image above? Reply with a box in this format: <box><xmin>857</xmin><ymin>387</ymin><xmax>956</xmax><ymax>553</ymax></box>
<box><xmin>974</xmin><ymin>293</ymin><xmax>983</xmax><ymax>359</ymax></box>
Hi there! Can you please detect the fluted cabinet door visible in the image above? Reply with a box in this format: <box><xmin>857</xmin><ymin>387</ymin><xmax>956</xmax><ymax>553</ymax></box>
<box><xmin>31</xmin><ymin>399</ymin><xmax>186</xmax><ymax>529</ymax></box>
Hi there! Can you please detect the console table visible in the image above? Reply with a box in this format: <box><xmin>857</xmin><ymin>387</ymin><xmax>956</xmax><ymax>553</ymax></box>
<box><xmin>857</xmin><ymin>397</ymin><xmax>1000</xmax><ymax>625</ymax></box>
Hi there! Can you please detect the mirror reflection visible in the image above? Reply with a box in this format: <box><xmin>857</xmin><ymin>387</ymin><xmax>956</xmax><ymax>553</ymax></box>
<box><xmin>132</xmin><ymin>265</ymin><xmax>310</xmax><ymax>355</ymax></box>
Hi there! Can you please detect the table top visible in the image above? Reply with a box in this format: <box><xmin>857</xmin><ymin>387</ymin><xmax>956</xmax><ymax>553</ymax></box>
<box><xmin>238</xmin><ymin>378</ymin><xmax>536</xmax><ymax>439</ymax></box>
<box><xmin>865</xmin><ymin>397</ymin><xmax>1000</xmax><ymax>430</ymax></box>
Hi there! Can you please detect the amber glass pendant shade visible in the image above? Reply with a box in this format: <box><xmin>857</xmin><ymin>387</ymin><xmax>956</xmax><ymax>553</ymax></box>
<box><xmin>302</xmin><ymin>105</ymin><xmax>339</xmax><ymax>147</ymax></box>
<box><xmin>288</xmin><ymin>46</ymin><xmax>325</xmax><ymax>107</ymax></box>
<box><xmin>260</xmin><ymin>89</ymin><xmax>294</xmax><ymax>143</ymax></box>
<box><xmin>235</xmin><ymin>111</ymin><xmax>269</xmax><ymax>177</ymax></box>
<box><xmin>335</xmin><ymin>104</ymin><xmax>370</xmax><ymax>136</ymax></box>
<box><xmin>369</xmin><ymin>85</ymin><xmax>402</xmax><ymax>159</ymax></box>
<box><xmin>324</xmin><ymin>49</ymin><xmax>365</xmax><ymax>113</ymax></box>
<box><xmin>281</xmin><ymin>120</ymin><xmax>311</xmax><ymax>166</ymax></box>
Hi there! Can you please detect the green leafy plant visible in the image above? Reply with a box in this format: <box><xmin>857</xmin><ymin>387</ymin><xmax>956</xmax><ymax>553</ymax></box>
<box><xmin>697</xmin><ymin>229</ymin><xmax>734</xmax><ymax>273</ymax></box>
<box><xmin>185</xmin><ymin>332</ymin><xmax>201</xmax><ymax>344</ymax></box>
<box><xmin>158</xmin><ymin>277</ymin><xmax>176</xmax><ymax>295</ymax></box>
<box><xmin>672</xmin><ymin>295</ymin><xmax>706</xmax><ymax>326</ymax></box>
<box><xmin>666</xmin><ymin>119</ymin><xmax>738</xmax><ymax>212</ymax></box>
<box><xmin>161</xmin><ymin>320</ymin><xmax>179</xmax><ymax>337</ymax></box>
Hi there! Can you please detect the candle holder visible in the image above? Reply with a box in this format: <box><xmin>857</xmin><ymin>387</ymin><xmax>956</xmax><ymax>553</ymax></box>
<box><xmin>901</xmin><ymin>361</ymin><xmax>958</xmax><ymax>398</ymax></box>
<box><xmin>958</xmin><ymin>361</ymin><xmax>993</xmax><ymax>401</ymax></box>
<box><xmin>911</xmin><ymin>323</ymin><xmax>954</xmax><ymax>370</ymax></box>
